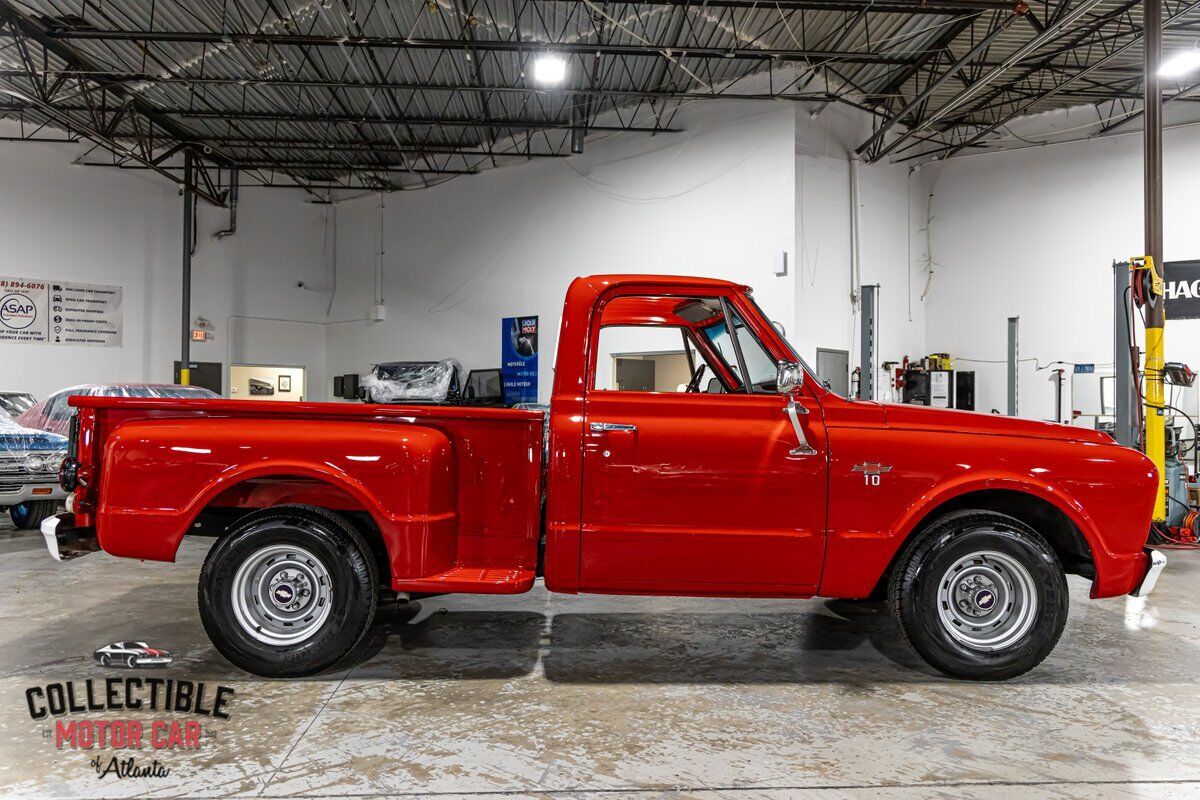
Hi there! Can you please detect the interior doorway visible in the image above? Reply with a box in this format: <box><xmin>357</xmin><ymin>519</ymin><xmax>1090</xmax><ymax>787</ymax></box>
<box><xmin>173</xmin><ymin>361</ymin><xmax>223</xmax><ymax>395</ymax></box>
<box><xmin>610</xmin><ymin>351</ymin><xmax>691</xmax><ymax>392</ymax></box>
<box><xmin>613</xmin><ymin>357</ymin><xmax>656</xmax><ymax>392</ymax></box>
<box><xmin>815</xmin><ymin>348</ymin><xmax>850</xmax><ymax>396</ymax></box>
<box><xmin>230</xmin><ymin>364</ymin><xmax>307</xmax><ymax>402</ymax></box>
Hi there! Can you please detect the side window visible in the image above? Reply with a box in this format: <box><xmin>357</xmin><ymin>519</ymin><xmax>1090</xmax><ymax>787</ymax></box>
<box><xmin>591</xmin><ymin>294</ymin><xmax>778</xmax><ymax>394</ymax></box>
<box><xmin>595</xmin><ymin>325</ymin><xmax>701</xmax><ymax>392</ymax></box>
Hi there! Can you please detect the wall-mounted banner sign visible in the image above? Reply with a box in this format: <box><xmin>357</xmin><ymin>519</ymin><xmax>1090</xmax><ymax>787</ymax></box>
<box><xmin>0</xmin><ymin>276</ymin><xmax>123</xmax><ymax>347</ymax></box>
<box><xmin>501</xmin><ymin>315</ymin><xmax>538</xmax><ymax>405</ymax></box>
<box><xmin>1164</xmin><ymin>260</ymin><xmax>1200</xmax><ymax>320</ymax></box>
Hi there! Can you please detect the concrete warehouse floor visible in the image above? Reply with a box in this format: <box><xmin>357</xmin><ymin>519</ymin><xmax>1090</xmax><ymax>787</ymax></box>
<box><xmin>0</xmin><ymin>518</ymin><xmax>1198</xmax><ymax>800</ymax></box>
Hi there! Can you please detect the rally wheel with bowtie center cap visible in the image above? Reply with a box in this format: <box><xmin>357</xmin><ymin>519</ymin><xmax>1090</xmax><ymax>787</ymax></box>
<box><xmin>199</xmin><ymin>504</ymin><xmax>378</xmax><ymax>678</ymax></box>
<box><xmin>889</xmin><ymin>510</ymin><xmax>1069</xmax><ymax>681</ymax></box>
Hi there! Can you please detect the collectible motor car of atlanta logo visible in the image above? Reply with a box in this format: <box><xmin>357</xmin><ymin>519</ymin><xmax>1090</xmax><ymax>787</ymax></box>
<box><xmin>93</xmin><ymin>641</ymin><xmax>174</xmax><ymax>669</ymax></box>
<box><xmin>20</xmin><ymin>645</ymin><xmax>236</xmax><ymax>780</ymax></box>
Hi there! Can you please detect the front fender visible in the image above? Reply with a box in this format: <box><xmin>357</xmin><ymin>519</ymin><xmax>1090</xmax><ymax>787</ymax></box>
<box><xmin>890</xmin><ymin>473</ymin><xmax>1095</xmax><ymax>550</ymax></box>
<box><xmin>821</xmin><ymin>427</ymin><xmax>1157</xmax><ymax>598</ymax></box>
<box><xmin>96</xmin><ymin>417</ymin><xmax>457</xmax><ymax>578</ymax></box>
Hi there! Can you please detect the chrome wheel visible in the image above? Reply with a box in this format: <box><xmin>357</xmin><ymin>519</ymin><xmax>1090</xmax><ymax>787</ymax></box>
<box><xmin>936</xmin><ymin>550</ymin><xmax>1038</xmax><ymax>652</ymax></box>
<box><xmin>230</xmin><ymin>544</ymin><xmax>333</xmax><ymax>645</ymax></box>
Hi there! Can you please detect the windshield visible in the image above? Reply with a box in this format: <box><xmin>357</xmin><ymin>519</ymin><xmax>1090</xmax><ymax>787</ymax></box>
<box><xmin>128</xmin><ymin>386</ymin><xmax>217</xmax><ymax>399</ymax></box>
<box><xmin>0</xmin><ymin>393</ymin><xmax>35</xmax><ymax>416</ymax></box>
<box><xmin>742</xmin><ymin>295</ymin><xmax>830</xmax><ymax>395</ymax></box>
<box><xmin>702</xmin><ymin>307</ymin><xmax>779</xmax><ymax>392</ymax></box>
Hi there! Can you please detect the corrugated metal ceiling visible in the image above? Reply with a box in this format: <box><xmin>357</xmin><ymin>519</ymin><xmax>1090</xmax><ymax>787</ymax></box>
<box><xmin>1</xmin><ymin>0</ymin><xmax>1197</xmax><ymax>189</ymax></box>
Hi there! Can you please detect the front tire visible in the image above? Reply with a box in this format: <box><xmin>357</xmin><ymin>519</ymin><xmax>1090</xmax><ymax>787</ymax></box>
<box><xmin>888</xmin><ymin>510</ymin><xmax>1069</xmax><ymax>680</ymax></box>
<box><xmin>10</xmin><ymin>500</ymin><xmax>56</xmax><ymax>530</ymax></box>
<box><xmin>199</xmin><ymin>505</ymin><xmax>379</xmax><ymax>678</ymax></box>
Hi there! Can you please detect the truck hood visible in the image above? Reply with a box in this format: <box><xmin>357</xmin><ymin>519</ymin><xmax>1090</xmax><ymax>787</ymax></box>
<box><xmin>880</xmin><ymin>402</ymin><xmax>1111</xmax><ymax>445</ymax></box>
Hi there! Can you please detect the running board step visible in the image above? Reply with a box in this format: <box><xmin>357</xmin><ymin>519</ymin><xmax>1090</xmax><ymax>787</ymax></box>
<box><xmin>393</xmin><ymin>566</ymin><xmax>536</xmax><ymax>594</ymax></box>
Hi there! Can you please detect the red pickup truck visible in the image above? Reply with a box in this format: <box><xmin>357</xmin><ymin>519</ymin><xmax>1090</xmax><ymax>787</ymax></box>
<box><xmin>43</xmin><ymin>274</ymin><xmax>1165</xmax><ymax>681</ymax></box>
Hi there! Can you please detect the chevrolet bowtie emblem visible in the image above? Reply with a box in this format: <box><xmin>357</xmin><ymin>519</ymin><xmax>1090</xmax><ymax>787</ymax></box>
<box><xmin>852</xmin><ymin>462</ymin><xmax>893</xmax><ymax>475</ymax></box>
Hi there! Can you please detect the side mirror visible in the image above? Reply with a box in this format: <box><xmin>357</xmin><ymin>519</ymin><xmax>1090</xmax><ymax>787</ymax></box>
<box><xmin>776</xmin><ymin>361</ymin><xmax>803</xmax><ymax>394</ymax></box>
<box><xmin>777</xmin><ymin>361</ymin><xmax>817</xmax><ymax>457</ymax></box>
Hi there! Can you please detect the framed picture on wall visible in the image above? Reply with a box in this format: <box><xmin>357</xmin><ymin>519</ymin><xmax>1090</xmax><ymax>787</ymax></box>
<box><xmin>278</xmin><ymin>375</ymin><xmax>292</xmax><ymax>392</ymax></box>
<box><xmin>249</xmin><ymin>378</ymin><xmax>274</xmax><ymax>396</ymax></box>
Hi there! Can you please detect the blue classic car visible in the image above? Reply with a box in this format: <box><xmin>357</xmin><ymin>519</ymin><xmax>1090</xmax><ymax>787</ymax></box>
<box><xmin>0</xmin><ymin>409</ymin><xmax>67</xmax><ymax>529</ymax></box>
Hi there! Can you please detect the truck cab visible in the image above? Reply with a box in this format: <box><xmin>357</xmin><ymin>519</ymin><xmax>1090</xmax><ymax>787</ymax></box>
<box><xmin>544</xmin><ymin>276</ymin><xmax>828</xmax><ymax>596</ymax></box>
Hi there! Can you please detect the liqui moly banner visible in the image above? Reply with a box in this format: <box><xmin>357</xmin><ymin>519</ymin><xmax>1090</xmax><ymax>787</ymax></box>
<box><xmin>501</xmin><ymin>315</ymin><xmax>538</xmax><ymax>405</ymax></box>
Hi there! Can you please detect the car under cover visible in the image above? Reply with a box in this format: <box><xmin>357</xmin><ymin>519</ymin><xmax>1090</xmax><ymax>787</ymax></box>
<box><xmin>0</xmin><ymin>411</ymin><xmax>67</xmax><ymax>454</ymax></box>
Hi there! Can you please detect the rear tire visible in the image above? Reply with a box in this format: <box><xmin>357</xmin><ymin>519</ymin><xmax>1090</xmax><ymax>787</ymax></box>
<box><xmin>888</xmin><ymin>510</ymin><xmax>1069</xmax><ymax>680</ymax></box>
<box><xmin>199</xmin><ymin>504</ymin><xmax>378</xmax><ymax>678</ymax></box>
<box><xmin>10</xmin><ymin>500</ymin><xmax>56</xmax><ymax>530</ymax></box>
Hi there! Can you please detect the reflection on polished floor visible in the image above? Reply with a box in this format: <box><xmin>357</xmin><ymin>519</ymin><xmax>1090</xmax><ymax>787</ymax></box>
<box><xmin>1</xmin><ymin>521</ymin><xmax>1197</xmax><ymax>799</ymax></box>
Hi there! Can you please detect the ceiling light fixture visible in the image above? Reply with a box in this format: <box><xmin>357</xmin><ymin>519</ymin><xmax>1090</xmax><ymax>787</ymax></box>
<box><xmin>532</xmin><ymin>53</ymin><xmax>567</xmax><ymax>85</ymax></box>
<box><xmin>1160</xmin><ymin>47</ymin><xmax>1200</xmax><ymax>77</ymax></box>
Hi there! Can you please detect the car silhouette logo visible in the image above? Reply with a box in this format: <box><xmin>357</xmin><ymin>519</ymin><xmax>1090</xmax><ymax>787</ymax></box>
<box><xmin>93</xmin><ymin>641</ymin><xmax>174</xmax><ymax>669</ymax></box>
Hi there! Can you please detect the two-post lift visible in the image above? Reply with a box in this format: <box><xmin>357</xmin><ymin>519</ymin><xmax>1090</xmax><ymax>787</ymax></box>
<box><xmin>1117</xmin><ymin>0</ymin><xmax>1172</xmax><ymax>538</ymax></box>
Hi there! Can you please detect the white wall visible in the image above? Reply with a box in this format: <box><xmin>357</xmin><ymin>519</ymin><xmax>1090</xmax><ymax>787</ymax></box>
<box><xmin>11</xmin><ymin>94</ymin><xmax>1200</xmax><ymax>426</ymax></box>
<box><xmin>924</xmin><ymin>125</ymin><xmax>1200</xmax><ymax>421</ymax></box>
<box><xmin>2</xmin><ymin>100</ymin><xmax>929</xmax><ymax>407</ymax></box>
<box><xmin>325</xmin><ymin>101</ymin><xmax>800</xmax><ymax>402</ymax></box>
<box><xmin>795</xmin><ymin>104</ymin><xmax>931</xmax><ymax>399</ymax></box>
<box><xmin>0</xmin><ymin>131</ymin><xmax>333</xmax><ymax>402</ymax></box>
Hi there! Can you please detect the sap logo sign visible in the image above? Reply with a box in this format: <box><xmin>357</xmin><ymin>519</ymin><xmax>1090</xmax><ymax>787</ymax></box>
<box><xmin>0</xmin><ymin>293</ymin><xmax>38</xmax><ymax>330</ymax></box>
<box><xmin>1165</xmin><ymin>279</ymin><xmax>1200</xmax><ymax>300</ymax></box>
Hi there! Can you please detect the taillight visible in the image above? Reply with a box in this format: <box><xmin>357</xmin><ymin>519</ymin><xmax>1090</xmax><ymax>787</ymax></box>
<box><xmin>67</xmin><ymin>413</ymin><xmax>79</xmax><ymax>457</ymax></box>
<box><xmin>59</xmin><ymin>457</ymin><xmax>80</xmax><ymax>492</ymax></box>
<box><xmin>67</xmin><ymin>409</ymin><xmax>97</xmax><ymax>517</ymax></box>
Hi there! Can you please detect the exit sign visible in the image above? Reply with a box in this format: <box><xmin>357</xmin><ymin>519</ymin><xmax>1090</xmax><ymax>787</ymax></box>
<box><xmin>191</xmin><ymin>329</ymin><xmax>208</xmax><ymax>342</ymax></box>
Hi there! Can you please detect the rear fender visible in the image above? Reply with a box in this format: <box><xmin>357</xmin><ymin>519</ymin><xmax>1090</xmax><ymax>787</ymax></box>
<box><xmin>95</xmin><ymin>418</ymin><xmax>457</xmax><ymax>578</ymax></box>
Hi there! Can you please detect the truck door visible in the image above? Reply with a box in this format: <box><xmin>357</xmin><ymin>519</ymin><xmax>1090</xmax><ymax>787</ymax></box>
<box><xmin>580</xmin><ymin>291</ymin><xmax>827</xmax><ymax>595</ymax></box>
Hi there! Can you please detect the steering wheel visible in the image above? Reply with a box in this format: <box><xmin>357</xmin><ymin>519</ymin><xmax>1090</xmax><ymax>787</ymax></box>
<box><xmin>685</xmin><ymin>364</ymin><xmax>707</xmax><ymax>393</ymax></box>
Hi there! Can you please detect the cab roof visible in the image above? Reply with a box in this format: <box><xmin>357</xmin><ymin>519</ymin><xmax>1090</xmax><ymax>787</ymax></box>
<box><xmin>574</xmin><ymin>274</ymin><xmax>747</xmax><ymax>294</ymax></box>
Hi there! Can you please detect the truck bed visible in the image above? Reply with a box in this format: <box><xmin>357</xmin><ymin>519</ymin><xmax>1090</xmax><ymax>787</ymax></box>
<box><xmin>69</xmin><ymin>396</ymin><xmax>546</xmax><ymax>594</ymax></box>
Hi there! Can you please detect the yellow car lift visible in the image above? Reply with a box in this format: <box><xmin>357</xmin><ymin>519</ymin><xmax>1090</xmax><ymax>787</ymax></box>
<box><xmin>1129</xmin><ymin>255</ymin><xmax>1167</xmax><ymax>523</ymax></box>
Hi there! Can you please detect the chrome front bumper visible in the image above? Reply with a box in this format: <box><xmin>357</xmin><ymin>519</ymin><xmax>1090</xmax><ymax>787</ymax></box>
<box><xmin>1</xmin><ymin>480</ymin><xmax>67</xmax><ymax>506</ymax></box>
<box><xmin>1130</xmin><ymin>548</ymin><xmax>1167</xmax><ymax>598</ymax></box>
<box><xmin>40</xmin><ymin>513</ymin><xmax>99</xmax><ymax>561</ymax></box>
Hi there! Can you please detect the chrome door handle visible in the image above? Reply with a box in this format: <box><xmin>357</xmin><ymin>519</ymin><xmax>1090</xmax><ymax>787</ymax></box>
<box><xmin>589</xmin><ymin>421</ymin><xmax>638</xmax><ymax>433</ymax></box>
